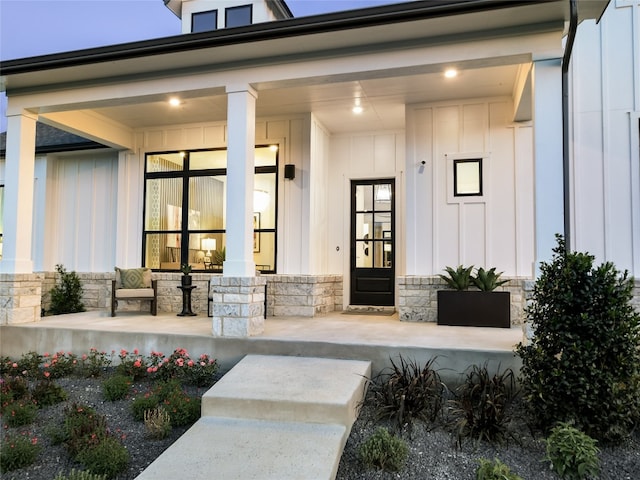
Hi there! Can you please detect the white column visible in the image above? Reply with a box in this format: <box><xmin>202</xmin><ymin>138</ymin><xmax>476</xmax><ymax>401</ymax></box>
<box><xmin>224</xmin><ymin>85</ymin><xmax>257</xmax><ymax>277</ymax></box>
<box><xmin>0</xmin><ymin>112</ymin><xmax>38</xmax><ymax>274</ymax></box>
<box><xmin>532</xmin><ymin>59</ymin><xmax>563</xmax><ymax>268</ymax></box>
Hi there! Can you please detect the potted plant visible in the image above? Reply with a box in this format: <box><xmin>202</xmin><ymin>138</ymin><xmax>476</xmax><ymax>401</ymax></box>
<box><xmin>437</xmin><ymin>266</ymin><xmax>510</xmax><ymax>328</ymax></box>
<box><xmin>180</xmin><ymin>263</ymin><xmax>192</xmax><ymax>286</ymax></box>
<box><xmin>212</xmin><ymin>247</ymin><xmax>226</xmax><ymax>268</ymax></box>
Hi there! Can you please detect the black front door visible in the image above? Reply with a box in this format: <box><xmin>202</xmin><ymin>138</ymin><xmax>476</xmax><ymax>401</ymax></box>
<box><xmin>350</xmin><ymin>179</ymin><xmax>395</xmax><ymax>306</ymax></box>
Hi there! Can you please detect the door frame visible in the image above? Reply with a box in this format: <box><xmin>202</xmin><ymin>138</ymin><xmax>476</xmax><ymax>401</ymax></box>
<box><xmin>349</xmin><ymin>178</ymin><xmax>395</xmax><ymax>306</ymax></box>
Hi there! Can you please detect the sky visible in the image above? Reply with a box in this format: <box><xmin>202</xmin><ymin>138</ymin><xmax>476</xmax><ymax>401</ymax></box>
<box><xmin>0</xmin><ymin>0</ymin><xmax>406</xmax><ymax>131</ymax></box>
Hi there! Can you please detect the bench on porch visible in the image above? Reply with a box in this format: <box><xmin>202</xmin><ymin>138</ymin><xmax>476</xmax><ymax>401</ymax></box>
<box><xmin>111</xmin><ymin>267</ymin><xmax>157</xmax><ymax>316</ymax></box>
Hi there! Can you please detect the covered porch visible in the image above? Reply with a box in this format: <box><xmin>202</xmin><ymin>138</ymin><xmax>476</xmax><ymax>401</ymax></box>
<box><xmin>0</xmin><ymin>310</ymin><xmax>523</xmax><ymax>384</ymax></box>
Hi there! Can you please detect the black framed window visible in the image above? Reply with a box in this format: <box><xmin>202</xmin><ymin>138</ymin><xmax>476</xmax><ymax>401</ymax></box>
<box><xmin>142</xmin><ymin>146</ymin><xmax>278</xmax><ymax>273</ymax></box>
<box><xmin>192</xmin><ymin>10</ymin><xmax>217</xmax><ymax>33</ymax></box>
<box><xmin>453</xmin><ymin>158</ymin><xmax>483</xmax><ymax>196</ymax></box>
<box><xmin>225</xmin><ymin>5</ymin><xmax>252</xmax><ymax>28</ymax></box>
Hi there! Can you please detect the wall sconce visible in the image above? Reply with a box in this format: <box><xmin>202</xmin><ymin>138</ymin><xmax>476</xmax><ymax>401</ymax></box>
<box><xmin>284</xmin><ymin>164</ymin><xmax>295</xmax><ymax>180</ymax></box>
<box><xmin>201</xmin><ymin>238</ymin><xmax>216</xmax><ymax>256</ymax></box>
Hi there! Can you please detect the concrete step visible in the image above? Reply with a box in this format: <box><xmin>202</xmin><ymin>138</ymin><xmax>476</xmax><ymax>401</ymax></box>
<box><xmin>201</xmin><ymin>355</ymin><xmax>371</xmax><ymax>427</ymax></box>
<box><xmin>135</xmin><ymin>417</ymin><xmax>347</xmax><ymax>480</ymax></box>
<box><xmin>136</xmin><ymin>355</ymin><xmax>372</xmax><ymax>480</ymax></box>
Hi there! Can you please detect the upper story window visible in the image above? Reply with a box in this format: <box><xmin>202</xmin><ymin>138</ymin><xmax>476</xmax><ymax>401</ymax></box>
<box><xmin>192</xmin><ymin>9</ymin><xmax>217</xmax><ymax>33</ymax></box>
<box><xmin>225</xmin><ymin>5</ymin><xmax>252</xmax><ymax>28</ymax></box>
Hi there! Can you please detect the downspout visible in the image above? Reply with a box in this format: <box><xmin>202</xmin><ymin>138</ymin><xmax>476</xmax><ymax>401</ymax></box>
<box><xmin>562</xmin><ymin>0</ymin><xmax>578</xmax><ymax>251</ymax></box>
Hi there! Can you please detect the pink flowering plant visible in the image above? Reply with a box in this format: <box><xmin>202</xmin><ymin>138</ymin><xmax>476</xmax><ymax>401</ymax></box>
<box><xmin>78</xmin><ymin>348</ymin><xmax>113</xmax><ymax>378</ymax></box>
<box><xmin>116</xmin><ymin>349</ymin><xmax>148</xmax><ymax>380</ymax></box>
<box><xmin>42</xmin><ymin>351</ymin><xmax>77</xmax><ymax>379</ymax></box>
<box><xmin>149</xmin><ymin>348</ymin><xmax>219</xmax><ymax>387</ymax></box>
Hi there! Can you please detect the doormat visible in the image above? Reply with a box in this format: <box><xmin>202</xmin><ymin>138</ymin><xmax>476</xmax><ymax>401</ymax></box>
<box><xmin>342</xmin><ymin>308</ymin><xmax>395</xmax><ymax>316</ymax></box>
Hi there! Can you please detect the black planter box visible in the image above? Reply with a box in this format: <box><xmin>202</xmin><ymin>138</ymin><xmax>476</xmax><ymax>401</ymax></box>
<box><xmin>437</xmin><ymin>290</ymin><xmax>510</xmax><ymax>328</ymax></box>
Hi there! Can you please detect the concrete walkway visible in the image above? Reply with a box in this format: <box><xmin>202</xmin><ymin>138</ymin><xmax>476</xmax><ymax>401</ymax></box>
<box><xmin>135</xmin><ymin>355</ymin><xmax>371</xmax><ymax>480</ymax></box>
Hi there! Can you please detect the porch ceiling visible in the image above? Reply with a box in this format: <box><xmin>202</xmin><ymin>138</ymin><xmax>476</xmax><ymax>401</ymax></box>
<box><xmin>1</xmin><ymin>0</ymin><xmax>608</xmax><ymax>137</ymax></box>
<box><xmin>90</xmin><ymin>63</ymin><xmax>520</xmax><ymax>133</ymax></box>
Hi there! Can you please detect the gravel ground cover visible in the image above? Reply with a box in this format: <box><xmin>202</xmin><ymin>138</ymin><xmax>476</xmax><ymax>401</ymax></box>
<box><xmin>2</xmin><ymin>374</ymin><xmax>639</xmax><ymax>480</ymax></box>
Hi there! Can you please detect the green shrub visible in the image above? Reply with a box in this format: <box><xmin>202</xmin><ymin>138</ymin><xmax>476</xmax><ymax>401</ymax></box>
<box><xmin>476</xmin><ymin>458</ymin><xmax>523</xmax><ymax>480</ymax></box>
<box><xmin>516</xmin><ymin>235</ymin><xmax>640</xmax><ymax>442</ymax></box>
<box><xmin>144</xmin><ymin>405</ymin><xmax>172</xmax><ymax>439</ymax></box>
<box><xmin>131</xmin><ymin>394</ymin><xmax>160</xmax><ymax>421</ymax></box>
<box><xmin>448</xmin><ymin>364</ymin><xmax>518</xmax><ymax>446</ymax></box>
<box><xmin>0</xmin><ymin>432</ymin><xmax>41</xmax><ymax>473</ymax></box>
<box><xmin>162</xmin><ymin>388</ymin><xmax>201</xmax><ymax>427</ymax></box>
<box><xmin>49</xmin><ymin>264</ymin><xmax>85</xmax><ymax>315</ymax></box>
<box><xmin>369</xmin><ymin>355</ymin><xmax>444</xmax><ymax>431</ymax></box>
<box><xmin>62</xmin><ymin>404</ymin><xmax>109</xmax><ymax>456</ymax></box>
<box><xmin>2</xmin><ymin>398</ymin><xmax>38</xmax><ymax>427</ymax></box>
<box><xmin>76</xmin><ymin>436</ymin><xmax>130</xmax><ymax>479</ymax></box>
<box><xmin>545</xmin><ymin>422</ymin><xmax>600</xmax><ymax>480</ymax></box>
<box><xmin>101</xmin><ymin>375</ymin><xmax>131</xmax><ymax>401</ymax></box>
<box><xmin>32</xmin><ymin>379</ymin><xmax>68</xmax><ymax>407</ymax></box>
<box><xmin>359</xmin><ymin>427</ymin><xmax>408</xmax><ymax>472</ymax></box>
<box><xmin>54</xmin><ymin>469</ymin><xmax>107</xmax><ymax>480</ymax></box>
<box><xmin>0</xmin><ymin>375</ymin><xmax>29</xmax><ymax>403</ymax></box>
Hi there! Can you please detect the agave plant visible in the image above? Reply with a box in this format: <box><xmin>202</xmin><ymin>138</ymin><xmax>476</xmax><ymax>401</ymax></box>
<box><xmin>439</xmin><ymin>265</ymin><xmax>474</xmax><ymax>290</ymax></box>
<box><xmin>472</xmin><ymin>267</ymin><xmax>508</xmax><ymax>291</ymax></box>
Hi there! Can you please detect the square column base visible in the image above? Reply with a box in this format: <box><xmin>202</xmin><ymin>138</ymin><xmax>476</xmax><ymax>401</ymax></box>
<box><xmin>209</xmin><ymin>276</ymin><xmax>267</xmax><ymax>337</ymax></box>
<box><xmin>0</xmin><ymin>273</ymin><xmax>44</xmax><ymax>325</ymax></box>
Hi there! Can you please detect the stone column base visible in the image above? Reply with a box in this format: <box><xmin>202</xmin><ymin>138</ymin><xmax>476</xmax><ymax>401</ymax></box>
<box><xmin>0</xmin><ymin>273</ymin><xmax>44</xmax><ymax>325</ymax></box>
<box><xmin>209</xmin><ymin>276</ymin><xmax>267</xmax><ymax>337</ymax></box>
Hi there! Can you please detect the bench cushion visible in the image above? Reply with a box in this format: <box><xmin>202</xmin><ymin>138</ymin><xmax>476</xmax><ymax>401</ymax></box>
<box><xmin>115</xmin><ymin>288</ymin><xmax>155</xmax><ymax>299</ymax></box>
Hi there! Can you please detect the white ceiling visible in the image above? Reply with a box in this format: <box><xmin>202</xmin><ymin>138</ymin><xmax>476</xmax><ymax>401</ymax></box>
<box><xmin>92</xmin><ymin>63</ymin><xmax>519</xmax><ymax>134</ymax></box>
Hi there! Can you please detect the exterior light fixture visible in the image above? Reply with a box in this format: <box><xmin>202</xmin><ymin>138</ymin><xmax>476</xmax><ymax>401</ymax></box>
<box><xmin>444</xmin><ymin>68</ymin><xmax>458</xmax><ymax>78</ymax></box>
<box><xmin>169</xmin><ymin>97</ymin><xmax>182</xmax><ymax>106</ymax></box>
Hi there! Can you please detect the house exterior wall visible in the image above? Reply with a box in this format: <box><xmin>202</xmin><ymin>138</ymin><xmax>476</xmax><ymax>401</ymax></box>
<box><xmin>130</xmin><ymin>115</ymin><xmax>312</xmax><ymax>274</ymax></box>
<box><xmin>570</xmin><ymin>0</ymin><xmax>640</xmax><ymax>276</ymax></box>
<box><xmin>328</xmin><ymin>129</ymin><xmax>405</xmax><ymax>305</ymax></box>
<box><xmin>405</xmin><ymin>97</ymin><xmax>535</xmax><ymax>278</ymax></box>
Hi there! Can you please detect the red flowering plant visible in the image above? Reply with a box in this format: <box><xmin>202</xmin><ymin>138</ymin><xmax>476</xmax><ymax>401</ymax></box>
<box><xmin>115</xmin><ymin>349</ymin><xmax>148</xmax><ymax>380</ymax></box>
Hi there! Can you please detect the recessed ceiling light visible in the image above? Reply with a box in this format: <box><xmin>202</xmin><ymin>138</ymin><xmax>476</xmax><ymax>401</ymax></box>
<box><xmin>352</xmin><ymin>105</ymin><xmax>364</xmax><ymax>114</ymax></box>
<box><xmin>169</xmin><ymin>97</ymin><xmax>181</xmax><ymax>107</ymax></box>
<box><xmin>444</xmin><ymin>68</ymin><xmax>458</xmax><ymax>78</ymax></box>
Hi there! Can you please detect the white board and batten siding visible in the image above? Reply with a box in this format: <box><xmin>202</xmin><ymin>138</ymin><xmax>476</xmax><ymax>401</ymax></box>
<box><xmin>406</xmin><ymin>97</ymin><xmax>535</xmax><ymax>278</ymax></box>
<box><xmin>570</xmin><ymin>0</ymin><xmax>640</xmax><ymax>276</ymax></box>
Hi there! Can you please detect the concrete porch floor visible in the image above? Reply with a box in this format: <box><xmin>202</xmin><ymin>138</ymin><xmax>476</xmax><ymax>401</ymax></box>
<box><xmin>0</xmin><ymin>311</ymin><xmax>524</xmax><ymax>384</ymax></box>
